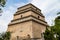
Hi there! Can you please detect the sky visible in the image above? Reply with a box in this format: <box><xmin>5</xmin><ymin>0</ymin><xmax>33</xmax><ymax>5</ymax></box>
<box><xmin>0</xmin><ymin>0</ymin><xmax>60</xmax><ymax>33</ymax></box>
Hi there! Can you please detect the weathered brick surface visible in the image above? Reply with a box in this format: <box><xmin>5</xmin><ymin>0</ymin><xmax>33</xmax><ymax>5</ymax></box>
<box><xmin>7</xmin><ymin>3</ymin><xmax>48</xmax><ymax>40</ymax></box>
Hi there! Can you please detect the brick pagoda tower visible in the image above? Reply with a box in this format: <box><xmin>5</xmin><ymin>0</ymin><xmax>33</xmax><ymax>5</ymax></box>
<box><xmin>7</xmin><ymin>3</ymin><xmax>48</xmax><ymax>40</ymax></box>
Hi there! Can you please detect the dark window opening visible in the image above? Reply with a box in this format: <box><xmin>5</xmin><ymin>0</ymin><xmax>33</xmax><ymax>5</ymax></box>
<box><xmin>21</xmin><ymin>15</ymin><xmax>23</xmax><ymax>18</ymax></box>
<box><xmin>17</xmin><ymin>36</ymin><xmax>19</xmax><ymax>40</ymax></box>
<box><xmin>38</xmin><ymin>16</ymin><xmax>40</xmax><ymax>19</ymax></box>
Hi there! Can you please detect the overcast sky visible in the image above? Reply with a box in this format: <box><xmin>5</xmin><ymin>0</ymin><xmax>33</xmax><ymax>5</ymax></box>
<box><xmin>0</xmin><ymin>0</ymin><xmax>60</xmax><ymax>33</ymax></box>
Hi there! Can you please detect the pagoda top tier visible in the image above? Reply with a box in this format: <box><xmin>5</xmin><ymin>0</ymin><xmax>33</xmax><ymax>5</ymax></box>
<box><xmin>14</xmin><ymin>3</ymin><xmax>44</xmax><ymax>17</ymax></box>
<box><xmin>18</xmin><ymin>3</ymin><xmax>41</xmax><ymax>11</ymax></box>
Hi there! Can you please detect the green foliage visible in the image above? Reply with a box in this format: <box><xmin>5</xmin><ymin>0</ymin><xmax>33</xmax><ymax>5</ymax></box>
<box><xmin>0</xmin><ymin>0</ymin><xmax>6</xmax><ymax>13</ymax></box>
<box><xmin>52</xmin><ymin>16</ymin><xmax>60</xmax><ymax>40</ymax></box>
<box><xmin>0</xmin><ymin>32</ymin><xmax>11</xmax><ymax>40</ymax></box>
<box><xmin>44</xmin><ymin>27</ymin><xmax>55</xmax><ymax>40</ymax></box>
<box><xmin>0</xmin><ymin>38</ymin><xmax>3</xmax><ymax>40</ymax></box>
<box><xmin>0</xmin><ymin>0</ymin><xmax>6</xmax><ymax>7</ymax></box>
<box><xmin>44</xmin><ymin>12</ymin><xmax>60</xmax><ymax>40</ymax></box>
<box><xmin>3</xmin><ymin>32</ymin><xmax>11</xmax><ymax>40</ymax></box>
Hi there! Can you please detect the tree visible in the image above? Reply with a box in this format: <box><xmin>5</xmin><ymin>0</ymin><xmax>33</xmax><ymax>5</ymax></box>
<box><xmin>44</xmin><ymin>27</ymin><xmax>55</xmax><ymax>40</ymax></box>
<box><xmin>3</xmin><ymin>32</ymin><xmax>11</xmax><ymax>40</ymax></box>
<box><xmin>52</xmin><ymin>16</ymin><xmax>60</xmax><ymax>40</ymax></box>
<box><xmin>0</xmin><ymin>0</ymin><xmax>6</xmax><ymax>7</ymax></box>
<box><xmin>0</xmin><ymin>0</ymin><xmax>6</xmax><ymax>13</ymax></box>
<box><xmin>44</xmin><ymin>12</ymin><xmax>60</xmax><ymax>40</ymax></box>
<box><xmin>51</xmin><ymin>12</ymin><xmax>60</xmax><ymax>40</ymax></box>
<box><xmin>0</xmin><ymin>32</ymin><xmax>11</xmax><ymax>40</ymax></box>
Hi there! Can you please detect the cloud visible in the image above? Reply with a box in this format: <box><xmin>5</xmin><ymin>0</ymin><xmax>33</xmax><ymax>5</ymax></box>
<box><xmin>31</xmin><ymin>0</ymin><xmax>60</xmax><ymax>26</ymax></box>
<box><xmin>0</xmin><ymin>2</ymin><xmax>28</xmax><ymax>33</ymax></box>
